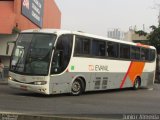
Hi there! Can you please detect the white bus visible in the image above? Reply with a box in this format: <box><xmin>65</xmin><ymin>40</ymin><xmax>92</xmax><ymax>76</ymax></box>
<box><xmin>8</xmin><ymin>29</ymin><xmax>156</xmax><ymax>95</ymax></box>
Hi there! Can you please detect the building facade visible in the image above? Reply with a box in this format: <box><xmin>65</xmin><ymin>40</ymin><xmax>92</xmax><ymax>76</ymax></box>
<box><xmin>124</xmin><ymin>29</ymin><xmax>148</xmax><ymax>43</ymax></box>
<box><xmin>107</xmin><ymin>28</ymin><xmax>124</xmax><ymax>40</ymax></box>
<box><xmin>0</xmin><ymin>0</ymin><xmax>61</xmax><ymax>70</ymax></box>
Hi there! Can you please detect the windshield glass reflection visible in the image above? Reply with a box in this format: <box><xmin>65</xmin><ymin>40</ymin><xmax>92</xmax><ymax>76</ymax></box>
<box><xmin>10</xmin><ymin>33</ymin><xmax>56</xmax><ymax>75</ymax></box>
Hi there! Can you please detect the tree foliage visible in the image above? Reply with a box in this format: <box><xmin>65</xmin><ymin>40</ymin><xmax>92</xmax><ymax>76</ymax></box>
<box><xmin>12</xmin><ymin>26</ymin><xmax>21</xmax><ymax>34</ymax></box>
<box><xmin>135</xmin><ymin>30</ymin><xmax>148</xmax><ymax>36</ymax></box>
<box><xmin>147</xmin><ymin>25</ymin><xmax>160</xmax><ymax>54</ymax></box>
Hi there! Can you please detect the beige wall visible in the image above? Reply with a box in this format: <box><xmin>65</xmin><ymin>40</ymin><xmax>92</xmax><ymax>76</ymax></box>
<box><xmin>0</xmin><ymin>34</ymin><xmax>18</xmax><ymax>66</ymax></box>
<box><xmin>124</xmin><ymin>30</ymin><xmax>148</xmax><ymax>42</ymax></box>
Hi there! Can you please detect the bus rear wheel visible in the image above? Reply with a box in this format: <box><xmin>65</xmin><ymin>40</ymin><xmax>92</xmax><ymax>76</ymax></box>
<box><xmin>71</xmin><ymin>78</ymin><xmax>84</xmax><ymax>96</ymax></box>
<box><xmin>133</xmin><ymin>77</ymin><xmax>141</xmax><ymax>90</ymax></box>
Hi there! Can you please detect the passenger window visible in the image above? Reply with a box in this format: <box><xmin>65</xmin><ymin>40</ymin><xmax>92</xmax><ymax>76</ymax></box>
<box><xmin>141</xmin><ymin>48</ymin><xmax>149</xmax><ymax>61</ymax></box>
<box><xmin>74</xmin><ymin>36</ymin><xmax>91</xmax><ymax>55</ymax></box>
<box><xmin>149</xmin><ymin>49</ymin><xmax>156</xmax><ymax>61</ymax></box>
<box><xmin>92</xmin><ymin>40</ymin><xmax>106</xmax><ymax>57</ymax></box>
<box><xmin>51</xmin><ymin>35</ymin><xmax>73</xmax><ymax>74</ymax></box>
<box><xmin>120</xmin><ymin>44</ymin><xmax>130</xmax><ymax>59</ymax></box>
<box><xmin>107</xmin><ymin>42</ymin><xmax>119</xmax><ymax>58</ymax></box>
<box><xmin>131</xmin><ymin>46</ymin><xmax>140</xmax><ymax>60</ymax></box>
<box><xmin>83</xmin><ymin>39</ymin><xmax>90</xmax><ymax>54</ymax></box>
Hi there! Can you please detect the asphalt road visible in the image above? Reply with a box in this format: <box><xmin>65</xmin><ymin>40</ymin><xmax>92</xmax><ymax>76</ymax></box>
<box><xmin>0</xmin><ymin>83</ymin><xmax>160</xmax><ymax>118</ymax></box>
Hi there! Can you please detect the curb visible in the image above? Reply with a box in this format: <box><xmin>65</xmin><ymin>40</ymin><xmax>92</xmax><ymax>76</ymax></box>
<box><xmin>0</xmin><ymin>113</ymin><xmax>112</xmax><ymax>120</ymax></box>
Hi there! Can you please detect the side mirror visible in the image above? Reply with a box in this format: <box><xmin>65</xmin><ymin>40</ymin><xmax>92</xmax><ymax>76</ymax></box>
<box><xmin>6</xmin><ymin>41</ymin><xmax>16</xmax><ymax>55</ymax></box>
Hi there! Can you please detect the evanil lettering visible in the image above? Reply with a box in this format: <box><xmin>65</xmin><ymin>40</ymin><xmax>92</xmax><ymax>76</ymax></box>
<box><xmin>95</xmin><ymin>65</ymin><xmax>109</xmax><ymax>71</ymax></box>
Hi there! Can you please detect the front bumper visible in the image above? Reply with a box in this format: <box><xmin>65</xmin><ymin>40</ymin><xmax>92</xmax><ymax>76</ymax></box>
<box><xmin>8</xmin><ymin>79</ymin><xmax>50</xmax><ymax>95</ymax></box>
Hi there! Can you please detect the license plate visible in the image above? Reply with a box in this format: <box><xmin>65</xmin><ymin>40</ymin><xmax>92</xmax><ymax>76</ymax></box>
<box><xmin>20</xmin><ymin>85</ymin><xmax>27</xmax><ymax>90</ymax></box>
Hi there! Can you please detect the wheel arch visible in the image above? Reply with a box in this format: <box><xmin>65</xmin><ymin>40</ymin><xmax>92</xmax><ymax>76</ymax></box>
<box><xmin>135</xmin><ymin>76</ymin><xmax>141</xmax><ymax>86</ymax></box>
<box><xmin>71</xmin><ymin>75</ymin><xmax>86</xmax><ymax>92</ymax></box>
<box><xmin>133</xmin><ymin>75</ymin><xmax>141</xmax><ymax>90</ymax></box>
<box><xmin>132</xmin><ymin>74</ymin><xmax>141</xmax><ymax>86</ymax></box>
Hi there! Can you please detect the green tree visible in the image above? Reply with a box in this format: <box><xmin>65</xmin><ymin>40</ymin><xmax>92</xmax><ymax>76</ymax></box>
<box><xmin>148</xmin><ymin>25</ymin><xmax>160</xmax><ymax>82</ymax></box>
<box><xmin>135</xmin><ymin>30</ymin><xmax>148</xmax><ymax>36</ymax></box>
<box><xmin>147</xmin><ymin>25</ymin><xmax>160</xmax><ymax>54</ymax></box>
<box><xmin>134</xmin><ymin>30</ymin><xmax>149</xmax><ymax>45</ymax></box>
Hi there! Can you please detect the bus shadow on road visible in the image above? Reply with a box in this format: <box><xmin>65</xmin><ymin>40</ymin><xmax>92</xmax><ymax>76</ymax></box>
<box><xmin>83</xmin><ymin>87</ymin><xmax>145</xmax><ymax>96</ymax></box>
<box><xmin>13</xmin><ymin>92</ymin><xmax>70</xmax><ymax>98</ymax></box>
<box><xmin>13</xmin><ymin>87</ymin><xmax>147</xmax><ymax>98</ymax></box>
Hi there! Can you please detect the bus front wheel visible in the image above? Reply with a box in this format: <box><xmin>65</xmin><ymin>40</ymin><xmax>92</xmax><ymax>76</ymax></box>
<box><xmin>71</xmin><ymin>78</ymin><xmax>84</xmax><ymax>96</ymax></box>
<box><xmin>133</xmin><ymin>77</ymin><xmax>141</xmax><ymax>90</ymax></box>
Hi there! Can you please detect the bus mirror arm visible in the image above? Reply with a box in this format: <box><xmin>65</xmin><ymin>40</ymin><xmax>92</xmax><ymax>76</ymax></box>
<box><xmin>6</xmin><ymin>44</ymin><xmax>9</xmax><ymax>55</ymax></box>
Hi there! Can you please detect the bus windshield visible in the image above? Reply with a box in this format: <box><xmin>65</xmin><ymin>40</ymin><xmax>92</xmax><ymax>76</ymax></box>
<box><xmin>10</xmin><ymin>33</ymin><xmax>57</xmax><ymax>75</ymax></box>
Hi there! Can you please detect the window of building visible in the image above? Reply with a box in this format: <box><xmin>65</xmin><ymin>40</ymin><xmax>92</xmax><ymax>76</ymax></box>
<box><xmin>120</xmin><ymin>44</ymin><xmax>130</xmax><ymax>59</ymax></box>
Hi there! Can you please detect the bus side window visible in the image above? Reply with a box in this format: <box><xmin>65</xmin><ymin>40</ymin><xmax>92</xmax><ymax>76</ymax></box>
<box><xmin>91</xmin><ymin>39</ymin><xmax>106</xmax><ymax>57</ymax></box>
<box><xmin>107</xmin><ymin>42</ymin><xmax>119</xmax><ymax>58</ymax></box>
<box><xmin>131</xmin><ymin>46</ymin><xmax>140</xmax><ymax>60</ymax></box>
<box><xmin>149</xmin><ymin>49</ymin><xmax>156</xmax><ymax>61</ymax></box>
<box><xmin>120</xmin><ymin>44</ymin><xmax>130</xmax><ymax>59</ymax></box>
<box><xmin>141</xmin><ymin>48</ymin><xmax>149</xmax><ymax>61</ymax></box>
<box><xmin>74</xmin><ymin>36</ymin><xmax>91</xmax><ymax>56</ymax></box>
<box><xmin>51</xmin><ymin>35</ymin><xmax>73</xmax><ymax>74</ymax></box>
<box><xmin>83</xmin><ymin>39</ymin><xmax>90</xmax><ymax>54</ymax></box>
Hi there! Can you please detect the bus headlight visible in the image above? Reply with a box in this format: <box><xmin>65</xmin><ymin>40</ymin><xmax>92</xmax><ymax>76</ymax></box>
<box><xmin>34</xmin><ymin>81</ymin><xmax>47</xmax><ymax>85</ymax></box>
<box><xmin>8</xmin><ymin>76</ymin><xmax>13</xmax><ymax>81</ymax></box>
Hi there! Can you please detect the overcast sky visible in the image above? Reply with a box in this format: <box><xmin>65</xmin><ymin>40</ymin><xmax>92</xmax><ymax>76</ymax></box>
<box><xmin>55</xmin><ymin>0</ymin><xmax>160</xmax><ymax>37</ymax></box>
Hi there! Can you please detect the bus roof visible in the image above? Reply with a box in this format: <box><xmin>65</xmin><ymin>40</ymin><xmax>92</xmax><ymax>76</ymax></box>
<box><xmin>21</xmin><ymin>29</ymin><xmax>156</xmax><ymax>50</ymax></box>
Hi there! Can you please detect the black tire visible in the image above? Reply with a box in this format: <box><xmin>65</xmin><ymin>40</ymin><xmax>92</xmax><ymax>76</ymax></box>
<box><xmin>71</xmin><ymin>78</ymin><xmax>84</xmax><ymax>96</ymax></box>
<box><xmin>133</xmin><ymin>78</ymin><xmax>141</xmax><ymax>90</ymax></box>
